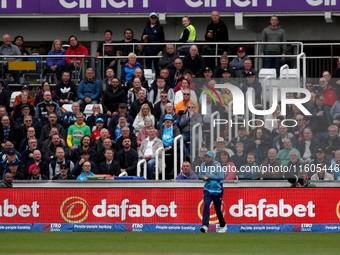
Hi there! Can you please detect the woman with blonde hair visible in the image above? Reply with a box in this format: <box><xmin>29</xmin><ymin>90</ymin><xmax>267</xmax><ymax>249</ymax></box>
<box><xmin>133</xmin><ymin>104</ymin><xmax>155</xmax><ymax>136</ymax></box>
<box><xmin>44</xmin><ymin>39</ymin><xmax>66</xmax><ymax>82</ymax></box>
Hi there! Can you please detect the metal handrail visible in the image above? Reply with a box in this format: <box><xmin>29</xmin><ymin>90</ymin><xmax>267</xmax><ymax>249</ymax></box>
<box><xmin>137</xmin><ymin>159</ymin><xmax>147</xmax><ymax>179</ymax></box>
<box><xmin>228</xmin><ymin>101</ymin><xmax>233</xmax><ymax>142</ymax></box>
<box><xmin>297</xmin><ymin>52</ymin><xmax>306</xmax><ymax>87</ymax></box>
<box><xmin>210</xmin><ymin>111</ymin><xmax>220</xmax><ymax>150</ymax></box>
<box><xmin>155</xmin><ymin>147</ymin><xmax>165</xmax><ymax>180</ymax></box>
<box><xmin>173</xmin><ymin>135</ymin><xmax>184</xmax><ymax>180</ymax></box>
<box><xmin>192</xmin><ymin>123</ymin><xmax>202</xmax><ymax>160</ymax></box>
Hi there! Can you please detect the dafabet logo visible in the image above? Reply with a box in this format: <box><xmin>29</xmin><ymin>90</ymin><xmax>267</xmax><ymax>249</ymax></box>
<box><xmin>60</xmin><ymin>197</ymin><xmax>89</xmax><ymax>223</ymax></box>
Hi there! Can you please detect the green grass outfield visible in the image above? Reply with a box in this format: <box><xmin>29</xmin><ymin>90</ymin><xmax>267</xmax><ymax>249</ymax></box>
<box><xmin>1</xmin><ymin>232</ymin><xmax>339</xmax><ymax>255</ymax></box>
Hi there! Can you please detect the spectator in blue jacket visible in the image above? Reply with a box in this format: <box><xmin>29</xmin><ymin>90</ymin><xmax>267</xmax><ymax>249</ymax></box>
<box><xmin>44</xmin><ymin>39</ymin><xmax>66</xmax><ymax>81</ymax></box>
<box><xmin>120</xmin><ymin>53</ymin><xmax>144</xmax><ymax>85</ymax></box>
<box><xmin>77</xmin><ymin>68</ymin><xmax>101</xmax><ymax>111</ymax></box>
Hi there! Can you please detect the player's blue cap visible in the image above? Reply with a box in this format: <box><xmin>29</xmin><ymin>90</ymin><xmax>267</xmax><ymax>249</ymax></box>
<box><xmin>204</xmin><ymin>151</ymin><xmax>214</xmax><ymax>157</ymax></box>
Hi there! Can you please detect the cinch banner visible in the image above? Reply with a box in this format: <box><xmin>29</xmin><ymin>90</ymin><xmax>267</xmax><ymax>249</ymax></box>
<box><xmin>1</xmin><ymin>188</ymin><xmax>340</xmax><ymax>225</ymax></box>
<box><xmin>0</xmin><ymin>0</ymin><xmax>339</xmax><ymax>14</ymax></box>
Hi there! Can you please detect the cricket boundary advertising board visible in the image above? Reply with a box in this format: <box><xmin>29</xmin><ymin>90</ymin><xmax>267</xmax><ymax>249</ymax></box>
<box><xmin>1</xmin><ymin>188</ymin><xmax>340</xmax><ymax>232</ymax></box>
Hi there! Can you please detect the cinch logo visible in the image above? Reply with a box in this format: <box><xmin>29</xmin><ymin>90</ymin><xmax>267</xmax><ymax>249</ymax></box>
<box><xmin>60</xmin><ymin>197</ymin><xmax>89</xmax><ymax>223</ymax></box>
<box><xmin>43</xmin><ymin>224</ymin><xmax>50</xmax><ymax>232</ymax></box>
<box><xmin>197</xmin><ymin>199</ymin><xmax>227</xmax><ymax>224</ymax></box>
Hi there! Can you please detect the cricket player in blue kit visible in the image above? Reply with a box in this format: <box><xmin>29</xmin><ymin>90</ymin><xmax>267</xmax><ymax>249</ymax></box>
<box><xmin>199</xmin><ymin>151</ymin><xmax>227</xmax><ymax>233</ymax></box>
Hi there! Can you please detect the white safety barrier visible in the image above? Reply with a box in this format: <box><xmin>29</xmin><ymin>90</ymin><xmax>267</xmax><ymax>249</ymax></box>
<box><xmin>137</xmin><ymin>159</ymin><xmax>147</xmax><ymax>179</ymax></box>
<box><xmin>173</xmin><ymin>135</ymin><xmax>184</xmax><ymax>180</ymax></box>
<box><xmin>155</xmin><ymin>147</ymin><xmax>165</xmax><ymax>180</ymax></box>
<box><xmin>210</xmin><ymin>111</ymin><xmax>221</xmax><ymax>150</ymax></box>
<box><xmin>191</xmin><ymin>123</ymin><xmax>202</xmax><ymax>160</ymax></box>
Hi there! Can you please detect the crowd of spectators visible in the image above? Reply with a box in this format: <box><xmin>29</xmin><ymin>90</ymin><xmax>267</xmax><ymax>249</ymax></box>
<box><xmin>0</xmin><ymin>12</ymin><xmax>340</xmax><ymax>182</ymax></box>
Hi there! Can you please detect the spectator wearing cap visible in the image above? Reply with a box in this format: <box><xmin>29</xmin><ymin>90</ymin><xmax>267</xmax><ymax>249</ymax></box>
<box><xmin>158</xmin><ymin>103</ymin><xmax>180</xmax><ymax>129</ymax></box>
<box><xmin>213</xmin><ymin>137</ymin><xmax>234</xmax><ymax>160</ymax></box>
<box><xmin>55</xmin><ymin>71</ymin><xmax>76</xmax><ymax>106</ymax></box>
<box><xmin>72</xmin><ymin>152</ymin><xmax>97</xmax><ymax>177</ymax></box>
<box><xmin>139</xmin><ymin>128</ymin><xmax>163</xmax><ymax>179</ymax></box>
<box><xmin>213</xmin><ymin>55</ymin><xmax>231</xmax><ymax>78</ymax></box>
<box><xmin>158</xmin><ymin>114</ymin><xmax>181</xmax><ymax>174</ymax></box>
<box><xmin>98</xmin><ymin>148</ymin><xmax>121</xmax><ymax>176</ymax></box>
<box><xmin>229</xmin><ymin>46</ymin><xmax>250</xmax><ymax>72</ymax></box>
<box><xmin>25</xmin><ymin>149</ymin><xmax>49</xmax><ymax>179</ymax></box>
<box><xmin>240</xmin><ymin>69</ymin><xmax>262</xmax><ymax>105</ymax></box>
<box><xmin>52</xmin><ymin>163</ymin><xmax>75</xmax><ymax>180</ymax></box>
<box><xmin>108</xmin><ymin>102</ymin><xmax>133</xmax><ymax>127</ymax></box>
<box><xmin>307</xmin><ymin>93</ymin><xmax>332</xmax><ymax>140</ymax></box>
<box><xmin>91</xmin><ymin>118</ymin><xmax>108</xmax><ymax>142</ymax></box>
<box><xmin>197</xmin><ymin>67</ymin><xmax>214</xmax><ymax>87</ymax></box>
<box><xmin>35</xmin><ymin>90</ymin><xmax>61</xmax><ymax>125</ymax></box>
<box><xmin>102</xmin><ymin>77</ymin><xmax>127</xmax><ymax>117</ymax></box>
<box><xmin>309</xmin><ymin>147</ymin><xmax>331</xmax><ymax>177</ymax></box>
<box><xmin>27</xmin><ymin>163</ymin><xmax>48</xmax><ymax>180</ymax></box>
<box><xmin>34</xmin><ymin>81</ymin><xmax>59</xmax><ymax>107</ymax></box>
<box><xmin>77</xmin><ymin>68</ymin><xmax>101</xmax><ymax>111</ymax></box>
<box><xmin>40</xmin><ymin>112</ymin><xmax>66</xmax><ymax>141</ymax></box>
<box><xmin>64</xmin><ymin>35</ymin><xmax>89</xmax><ymax>73</ymax></box>
<box><xmin>220</xmin><ymin>68</ymin><xmax>238</xmax><ymax>87</ymax></box>
<box><xmin>67</xmin><ymin>112</ymin><xmax>91</xmax><ymax>150</ymax></box>
<box><xmin>0</xmin><ymin>141</ymin><xmax>21</xmax><ymax>161</ymax></box>
<box><xmin>117</xmin><ymin>137</ymin><xmax>138</xmax><ymax>176</ymax></box>
<box><xmin>0</xmin><ymin>173</ymin><xmax>13</xmax><ymax>188</ymax></box>
<box><xmin>183</xmin><ymin>45</ymin><xmax>206</xmax><ymax>78</ymax></box>
<box><xmin>0</xmin><ymin>149</ymin><xmax>24</xmax><ymax>179</ymax></box>
<box><xmin>7</xmin><ymin>160</ymin><xmax>25</xmax><ymax>180</ymax></box>
<box><xmin>176</xmin><ymin>161</ymin><xmax>198</xmax><ymax>180</ymax></box>
<box><xmin>85</xmin><ymin>104</ymin><xmax>107</xmax><ymax>130</ymax></box>
<box><xmin>49</xmin><ymin>147</ymin><xmax>74</xmax><ymax>179</ymax></box>
<box><xmin>141</xmin><ymin>12</ymin><xmax>165</xmax><ymax>75</ymax></box>
<box><xmin>13</xmin><ymin>84</ymin><xmax>34</xmax><ymax>109</ymax></box>
<box><xmin>0</xmin><ymin>115</ymin><xmax>18</xmax><ymax>149</ymax></box>
<box><xmin>62</xmin><ymin>102</ymin><xmax>85</xmax><ymax>130</ymax></box>
<box><xmin>76</xmin><ymin>161</ymin><xmax>95</xmax><ymax>180</ymax></box>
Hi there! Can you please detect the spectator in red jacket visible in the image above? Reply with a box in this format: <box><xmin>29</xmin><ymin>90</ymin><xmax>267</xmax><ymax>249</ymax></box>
<box><xmin>319</xmin><ymin>77</ymin><xmax>338</xmax><ymax>107</ymax></box>
<box><xmin>65</xmin><ymin>35</ymin><xmax>89</xmax><ymax>73</ymax></box>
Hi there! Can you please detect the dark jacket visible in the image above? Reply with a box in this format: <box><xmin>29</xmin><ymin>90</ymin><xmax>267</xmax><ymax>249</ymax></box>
<box><xmin>159</xmin><ymin>53</ymin><xmax>179</xmax><ymax>71</ymax></box>
<box><xmin>98</xmin><ymin>160</ymin><xmax>121</xmax><ymax>176</ymax></box>
<box><xmin>297</xmin><ymin>137</ymin><xmax>320</xmax><ymax>160</ymax></box>
<box><xmin>102</xmin><ymin>85</ymin><xmax>127</xmax><ymax>113</ymax></box>
<box><xmin>141</xmin><ymin>20</ymin><xmax>165</xmax><ymax>54</ymax></box>
<box><xmin>205</xmin><ymin>20</ymin><xmax>229</xmax><ymax>52</ymax></box>
<box><xmin>52</xmin><ymin>173</ymin><xmax>75</xmax><ymax>180</ymax></box>
<box><xmin>129</xmin><ymin>99</ymin><xmax>153</xmax><ymax>119</ymax></box>
<box><xmin>117</xmin><ymin>148</ymin><xmax>138</xmax><ymax>176</ymax></box>
<box><xmin>182</xmin><ymin>55</ymin><xmax>206</xmax><ymax>78</ymax></box>
<box><xmin>307</xmin><ymin>103</ymin><xmax>332</xmax><ymax>132</ymax></box>
<box><xmin>115</xmin><ymin>134</ymin><xmax>137</xmax><ymax>152</ymax></box>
